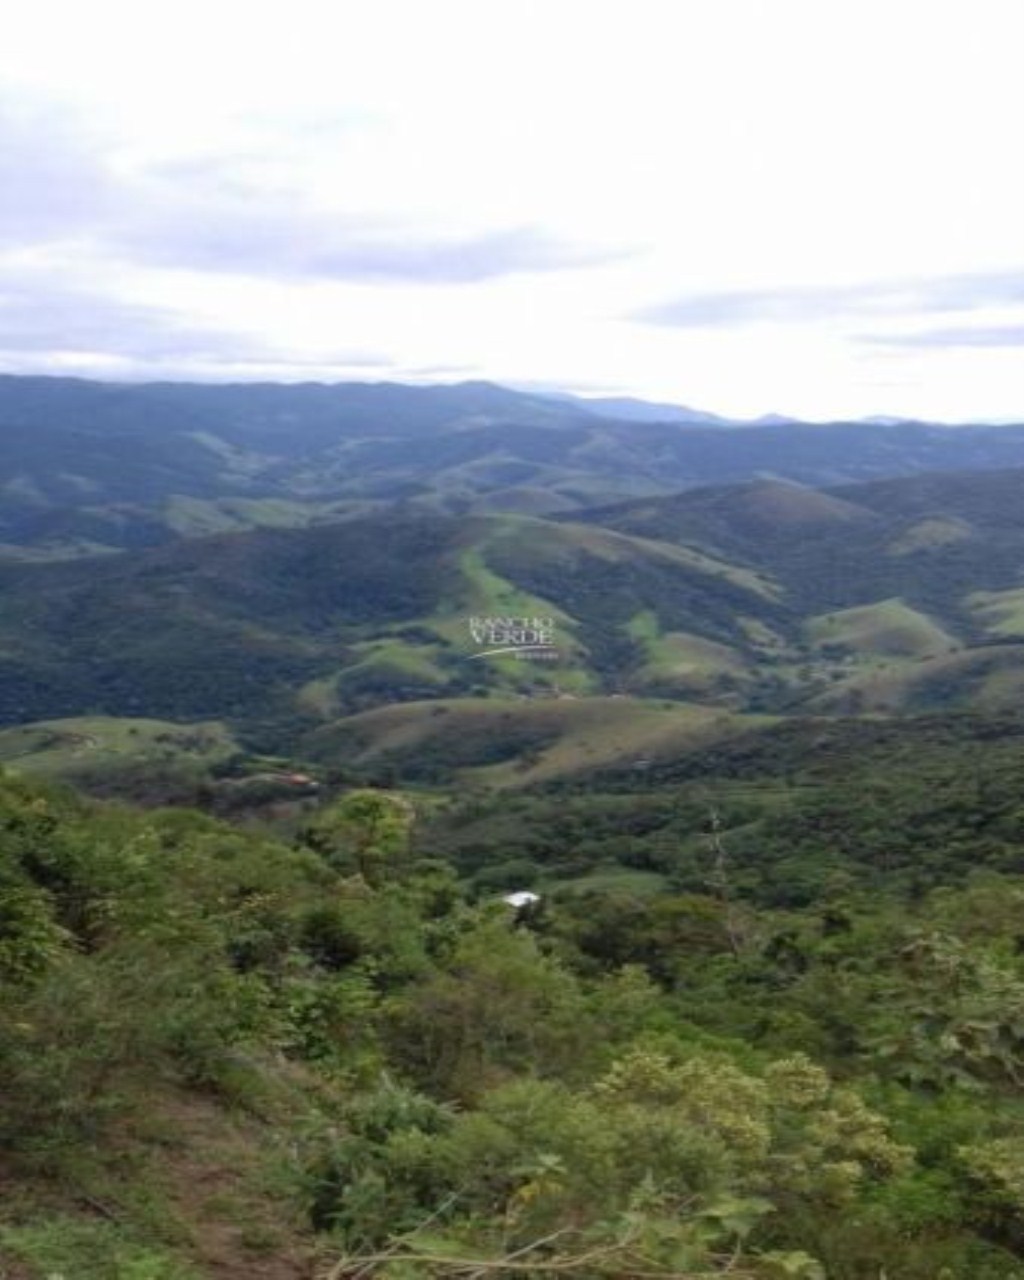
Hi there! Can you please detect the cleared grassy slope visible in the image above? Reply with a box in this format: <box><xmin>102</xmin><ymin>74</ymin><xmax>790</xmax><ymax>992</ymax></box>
<box><xmin>803</xmin><ymin>644</ymin><xmax>1024</xmax><ymax>714</ymax></box>
<box><xmin>0</xmin><ymin>510</ymin><xmax>782</xmax><ymax>727</ymax></box>
<box><xmin>0</xmin><ymin>716</ymin><xmax>238</xmax><ymax>776</ymax></box>
<box><xmin>805</xmin><ymin>599</ymin><xmax>959</xmax><ymax>660</ymax></box>
<box><xmin>966</xmin><ymin>586</ymin><xmax>1024</xmax><ymax>639</ymax></box>
<box><xmin>300</xmin><ymin>696</ymin><xmax>762</xmax><ymax>787</ymax></box>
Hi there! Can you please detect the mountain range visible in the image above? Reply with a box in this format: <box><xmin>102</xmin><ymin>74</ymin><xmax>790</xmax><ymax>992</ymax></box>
<box><xmin>5</xmin><ymin>371</ymin><xmax>1024</xmax><ymax>1280</ymax></box>
<box><xmin>3</xmin><ymin>436</ymin><xmax>1024</xmax><ymax>787</ymax></box>
<box><xmin>4</xmin><ymin>374</ymin><xmax>1024</xmax><ymax>561</ymax></box>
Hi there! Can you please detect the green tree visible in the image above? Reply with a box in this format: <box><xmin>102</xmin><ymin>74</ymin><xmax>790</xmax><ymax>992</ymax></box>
<box><xmin>304</xmin><ymin>790</ymin><xmax>414</xmax><ymax>886</ymax></box>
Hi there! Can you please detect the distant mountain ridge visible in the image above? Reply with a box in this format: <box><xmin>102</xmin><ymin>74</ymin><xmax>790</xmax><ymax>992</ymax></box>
<box><xmin>540</xmin><ymin>391</ymin><xmax>740</xmax><ymax>425</ymax></box>
<box><xmin>2</xmin><ymin>373</ymin><xmax>1024</xmax><ymax>560</ymax></box>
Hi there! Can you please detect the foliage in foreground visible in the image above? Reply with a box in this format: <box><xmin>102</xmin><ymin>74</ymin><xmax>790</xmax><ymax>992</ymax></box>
<box><xmin>1</xmin><ymin>774</ymin><xmax>1024</xmax><ymax>1277</ymax></box>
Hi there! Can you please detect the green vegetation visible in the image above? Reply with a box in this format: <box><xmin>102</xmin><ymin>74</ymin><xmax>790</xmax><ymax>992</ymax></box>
<box><xmin>806</xmin><ymin>645</ymin><xmax>1024</xmax><ymax>716</ymax></box>
<box><xmin>418</xmin><ymin>712</ymin><xmax>1024</xmax><ymax>902</ymax></box>
<box><xmin>627</xmin><ymin>610</ymin><xmax>752</xmax><ymax>697</ymax></box>
<box><xmin>5</xmin><ymin>385</ymin><xmax>1024</xmax><ymax>1274</ymax></box>
<box><xmin>5</xmin><ymin>375</ymin><xmax>1024</xmax><ymax>560</ymax></box>
<box><xmin>6</xmin><ymin>465</ymin><xmax>1024</xmax><ymax>752</ymax></box>
<box><xmin>886</xmin><ymin>515</ymin><xmax>973</xmax><ymax>555</ymax></box>
<box><xmin>968</xmin><ymin>586</ymin><xmax>1024</xmax><ymax>639</ymax></box>
<box><xmin>0</xmin><ymin>716</ymin><xmax>238</xmax><ymax>778</ymax></box>
<box><xmin>6</xmin><ymin>467</ymin><xmax>1024</xmax><ymax>745</ymax></box>
<box><xmin>301</xmin><ymin>696</ymin><xmax>752</xmax><ymax>788</ymax></box>
<box><xmin>805</xmin><ymin>599</ymin><xmax>957</xmax><ymax>661</ymax></box>
<box><xmin>2</xmin><ymin>746</ymin><xmax>1024</xmax><ymax>1277</ymax></box>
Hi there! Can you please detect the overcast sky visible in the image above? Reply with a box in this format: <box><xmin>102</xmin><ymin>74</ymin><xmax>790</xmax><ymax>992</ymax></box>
<box><xmin>1</xmin><ymin>0</ymin><xmax>1022</xmax><ymax>420</ymax></box>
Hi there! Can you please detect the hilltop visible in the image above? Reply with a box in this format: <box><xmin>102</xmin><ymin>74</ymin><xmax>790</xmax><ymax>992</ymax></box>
<box><xmin>3</xmin><ymin>374</ymin><xmax>1024</xmax><ymax>559</ymax></box>
<box><xmin>4</xmin><ymin>392</ymin><xmax>1024</xmax><ymax>1280</ymax></box>
<box><xmin>2</xmin><ymin>466</ymin><xmax>1024</xmax><ymax>792</ymax></box>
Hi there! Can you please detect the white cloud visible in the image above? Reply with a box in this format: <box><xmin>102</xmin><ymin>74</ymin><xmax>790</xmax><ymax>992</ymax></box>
<box><xmin>0</xmin><ymin>0</ymin><xmax>1021</xmax><ymax>417</ymax></box>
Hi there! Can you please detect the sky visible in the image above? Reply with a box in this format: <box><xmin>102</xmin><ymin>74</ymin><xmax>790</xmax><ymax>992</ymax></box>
<box><xmin>1</xmin><ymin>0</ymin><xmax>1022</xmax><ymax>421</ymax></box>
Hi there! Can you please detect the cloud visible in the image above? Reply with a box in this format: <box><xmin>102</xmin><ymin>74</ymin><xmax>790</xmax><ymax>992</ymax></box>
<box><xmin>0</xmin><ymin>98</ymin><xmax>628</xmax><ymax>286</ymax></box>
<box><xmin>0</xmin><ymin>278</ymin><xmax>203</xmax><ymax>359</ymax></box>
<box><xmin>635</xmin><ymin>270</ymin><xmax>1024</xmax><ymax>327</ymax></box>
<box><xmin>0</xmin><ymin>101</ymin><xmax>115</xmax><ymax>247</ymax></box>
<box><xmin>858</xmin><ymin>324</ymin><xmax>1024</xmax><ymax>349</ymax></box>
<box><xmin>121</xmin><ymin>212</ymin><xmax>622</xmax><ymax>284</ymax></box>
<box><xmin>0</xmin><ymin>268</ymin><xmax>389</xmax><ymax>371</ymax></box>
<box><xmin>919</xmin><ymin>274</ymin><xmax>1024</xmax><ymax>312</ymax></box>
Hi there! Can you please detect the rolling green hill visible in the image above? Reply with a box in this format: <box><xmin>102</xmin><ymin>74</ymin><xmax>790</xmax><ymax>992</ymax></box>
<box><xmin>0</xmin><ymin>716</ymin><xmax>238</xmax><ymax>777</ymax></box>
<box><xmin>801</xmin><ymin>643</ymin><xmax>1024</xmax><ymax>715</ymax></box>
<box><xmin>299</xmin><ymin>695</ymin><xmax>760</xmax><ymax>788</ymax></box>
<box><xmin>416</xmin><ymin>708</ymin><xmax>1024</xmax><ymax>901</ymax></box>
<box><xmin>580</xmin><ymin>469</ymin><xmax>1024</xmax><ymax>621</ymax></box>
<box><xmin>804</xmin><ymin>598</ymin><xmax>958</xmax><ymax>660</ymax></box>
<box><xmin>7</xmin><ymin>387</ymin><xmax>1024</xmax><ymax>1280</ymax></box>
<box><xmin>2</xmin><ymin>466</ymin><xmax>1024</xmax><ymax>779</ymax></box>
<box><xmin>967</xmin><ymin>585</ymin><xmax>1024</xmax><ymax>638</ymax></box>
<box><xmin>0</xmin><ymin>510</ymin><xmax>787</xmax><ymax>735</ymax></box>
<box><xmin>4</xmin><ymin>374</ymin><xmax>1024</xmax><ymax>559</ymax></box>
<box><xmin>4</xmin><ymin>466</ymin><xmax>1024</xmax><ymax>745</ymax></box>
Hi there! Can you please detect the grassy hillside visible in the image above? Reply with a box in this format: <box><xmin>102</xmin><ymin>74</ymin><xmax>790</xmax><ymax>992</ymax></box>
<box><xmin>0</xmin><ymin>510</ymin><xmax>787</xmax><ymax>735</ymax></box>
<box><xmin>0</xmin><ymin>716</ymin><xmax>238</xmax><ymax>778</ymax></box>
<box><xmin>805</xmin><ymin>599</ymin><xmax>959</xmax><ymax>662</ymax></box>
<box><xmin>581</xmin><ymin>469</ymin><xmax>1024</xmax><ymax>604</ymax></box>
<box><xmin>803</xmin><ymin>643</ymin><xmax>1024</xmax><ymax>715</ymax></box>
<box><xmin>625</xmin><ymin>612</ymin><xmax>755</xmax><ymax>698</ymax></box>
<box><xmin>3</xmin><ymin>466</ymin><xmax>1024</xmax><ymax>758</ymax></box>
<box><xmin>968</xmin><ymin>585</ymin><xmax>1024</xmax><ymax>638</ymax></box>
<box><xmin>418</xmin><ymin>709</ymin><xmax>1024</xmax><ymax>900</ymax></box>
<box><xmin>4</xmin><ymin>374</ymin><xmax>1024</xmax><ymax>559</ymax></box>
<box><xmin>300</xmin><ymin>696</ymin><xmax>759</xmax><ymax>788</ymax></box>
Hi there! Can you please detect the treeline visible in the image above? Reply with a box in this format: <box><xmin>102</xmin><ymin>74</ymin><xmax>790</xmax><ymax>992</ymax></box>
<box><xmin>420</xmin><ymin>713</ymin><xmax>1024</xmax><ymax>903</ymax></box>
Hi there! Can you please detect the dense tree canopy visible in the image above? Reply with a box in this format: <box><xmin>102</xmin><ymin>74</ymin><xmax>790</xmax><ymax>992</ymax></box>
<box><xmin>2</xmin><ymin>765</ymin><xmax>1024</xmax><ymax>1277</ymax></box>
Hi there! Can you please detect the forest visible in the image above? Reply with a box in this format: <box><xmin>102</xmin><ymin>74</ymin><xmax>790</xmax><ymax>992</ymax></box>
<box><xmin>3</xmin><ymin>381</ymin><xmax>1024</xmax><ymax>1276</ymax></box>
<box><xmin>2</xmin><ymin>757</ymin><xmax>1023</xmax><ymax>1278</ymax></box>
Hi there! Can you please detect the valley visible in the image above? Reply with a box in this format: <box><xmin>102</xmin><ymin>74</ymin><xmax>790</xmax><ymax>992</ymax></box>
<box><xmin>4</xmin><ymin>375</ymin><xmax>1024</xmax><ymax>560</ymax></box>
<box><xmin>3</xmin><ymin>375</ymin><xmax>1024</xmax><ymax>1279</ymax></box>
<box><xmin>4</xmin><ymin>447</ymin><xmax>1024</xmax><ymax>795</ymax></box>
